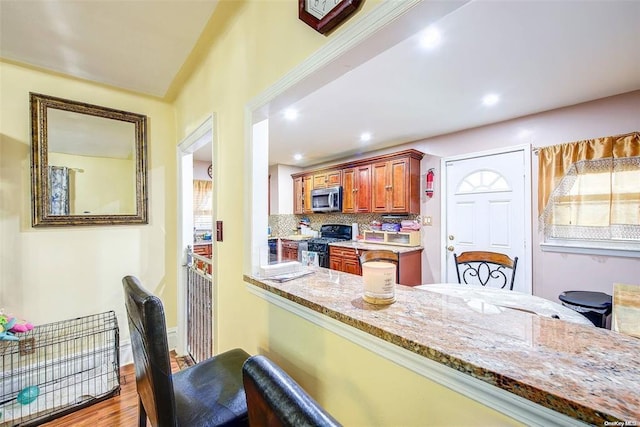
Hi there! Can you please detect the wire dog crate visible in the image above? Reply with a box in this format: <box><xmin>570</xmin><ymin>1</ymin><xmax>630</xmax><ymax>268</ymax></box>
<box><xmin>0</xmin><ymin>311</ymin><xmax>120</xmax><ymax>426</ymax></box>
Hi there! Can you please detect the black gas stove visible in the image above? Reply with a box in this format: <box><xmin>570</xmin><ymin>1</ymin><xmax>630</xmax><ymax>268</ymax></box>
<box><xmin>307</xmin><ymin>224</ymin><xmax>352</xmax><ymax>268</ymax></box>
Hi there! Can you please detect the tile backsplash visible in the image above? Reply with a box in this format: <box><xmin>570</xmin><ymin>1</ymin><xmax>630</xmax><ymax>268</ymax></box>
<box><xmin>268</xmin><ymin>213</ymin><xmax>420</xmax><ymax>238</ymax></box>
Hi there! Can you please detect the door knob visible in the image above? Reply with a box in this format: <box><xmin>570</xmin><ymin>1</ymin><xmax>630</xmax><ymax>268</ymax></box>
<box><xmin>447</xmin><ymin>245</ymin><xmax>455</xmax><ymax>252</ymax></box>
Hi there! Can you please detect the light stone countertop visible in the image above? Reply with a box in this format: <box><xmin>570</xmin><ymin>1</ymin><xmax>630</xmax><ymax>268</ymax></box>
<box><xmin>415</xmin><ymin>283</ymin><xmax>594</xmax><ymax>325</ymax></box>
<box><xmin>193</xmin><ymin>240</ymin><xmax>212</xmax><ymax>245</ymax></box>
<box><xmin>244</xmin><ymin>266</ymin><xmax>640</xmax><ymax>425</ymax></box>
<box><xmin>329</xmin><ymin>240</ymin><xmax>423</xmax><ymax>253</ymax></box>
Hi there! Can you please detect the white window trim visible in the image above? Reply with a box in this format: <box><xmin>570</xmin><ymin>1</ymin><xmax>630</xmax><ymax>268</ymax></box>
<box><xmin>540</xmin><ymin>240</ymin><xmax>640</xmax><ymax>258</ymax></box>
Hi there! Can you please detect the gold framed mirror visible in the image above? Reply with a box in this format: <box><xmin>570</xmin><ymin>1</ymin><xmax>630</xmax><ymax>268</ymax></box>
<box><xmin>30</xmin><ymin>93</ymin><xmax>148</xmax><ymax>226</ymax></box>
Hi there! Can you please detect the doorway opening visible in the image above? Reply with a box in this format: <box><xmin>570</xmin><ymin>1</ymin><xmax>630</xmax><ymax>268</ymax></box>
<box><xmin>177</xmin><ymin>116</ymin><xmax>216</xmax><ymax>361</ymax></box>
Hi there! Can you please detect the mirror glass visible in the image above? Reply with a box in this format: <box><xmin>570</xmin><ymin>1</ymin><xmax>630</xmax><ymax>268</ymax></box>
<box><xmin>30</xmin><ymin>93</ymin><xmax>148</xmax><ymax>226</ymax></box>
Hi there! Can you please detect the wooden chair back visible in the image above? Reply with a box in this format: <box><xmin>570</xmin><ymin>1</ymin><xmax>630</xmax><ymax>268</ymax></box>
<box><xmin>359</xmin><ymin>250</ymin><xmax>399</xmax><ymax>282</ymax></box>
<box><xmin>454</xmin><ymin>251</ymin><xmax>518</xmax><ymax>290</ymax></box>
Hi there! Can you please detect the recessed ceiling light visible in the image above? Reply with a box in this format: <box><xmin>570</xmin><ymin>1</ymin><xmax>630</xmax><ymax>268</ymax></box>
<box><xmin>420</xmin><ymin>27</ymin><xmax>441</xmax><ymax>49</ymax></box>
<box><xmin>360</xmin><ymin>132</ymin><xmax>372</xmax><ymax>142</ymax></box>
<box><xmin>284</xmin><ymin>108</ymin><xmax>298</xmax><ymax>121</ymax></box>
<box><xmin>293</xmin><ymin>153</ymin><xmax>303</xmax><ymax>161</ymax></box>
<box><xmin>482</xmin><ymin>93</ymin><xmax>500</xmax><ymax>106</ymax></box>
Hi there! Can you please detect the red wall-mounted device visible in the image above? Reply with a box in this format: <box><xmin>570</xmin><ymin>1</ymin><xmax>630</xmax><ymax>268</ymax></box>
<box><xmin>425</xmin><ymin>169</ymin><xmax>435</xmax><ymax>198</ymax></box>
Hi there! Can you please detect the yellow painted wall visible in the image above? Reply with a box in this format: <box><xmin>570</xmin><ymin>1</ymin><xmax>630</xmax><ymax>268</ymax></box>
<box><xmin>0</xmin><ymin>61</ymin><xmax>178</xmax><ymax>329</ymax></box>
<box><xmin>48</xmin><ymin>153</ymin><xmax>136</xmax><ymax>215</ymax></box>
<box><xmin>0</xmin><ymin>1</ymin><xmax>525</xmax><ymax>424</ymax></box>
<box><xmin>173</xmin><ymin>1</ymin><xmax>520</xmax><ymax>425</ymax></box>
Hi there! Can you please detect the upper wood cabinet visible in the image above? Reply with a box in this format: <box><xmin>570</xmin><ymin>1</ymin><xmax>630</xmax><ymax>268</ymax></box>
<box><xmin>303</xmin><ymin>175</ymin><xmax>313</xmax><ymax>214</ymax></box>
<box><xmin>313</xmin><ymin>170</ymin><xmax>342</xmax><ymax>188</ymax></box>
<box><xmin>342</xmin><ymin>164</ymin><xmax>371</xmax><ymax>213</ymax></box>
<box><xmin>293</xmin><ymin>175</ymin><xmax>312</xmax><ymax>215</ymax></box>
<box><xmin>371</xmin><ymin>156</ymin><xmax>420</xmax><ymax>214</ymax></box>
<box><xmin>293</xmin><ymin>176</ymin><xmax>303</xmax><ymax>214</ymax></box>
<box><xmin>292</xmin><ymin>149</ymin><xmax>423</xmax><ymax>215</ymax></box>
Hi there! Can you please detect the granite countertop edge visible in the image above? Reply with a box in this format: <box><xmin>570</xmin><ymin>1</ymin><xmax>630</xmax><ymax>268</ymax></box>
<box><xmin>243</xmin><ymin>271</ymin><xmax>638</xmax><ymax>425</ymax></box>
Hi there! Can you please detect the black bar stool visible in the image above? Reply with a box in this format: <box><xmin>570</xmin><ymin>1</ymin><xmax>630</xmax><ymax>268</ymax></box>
<box><xmin>558</xmin><ymin>291</ymin><xmax>612</xmax><ymax>328</ymax></box>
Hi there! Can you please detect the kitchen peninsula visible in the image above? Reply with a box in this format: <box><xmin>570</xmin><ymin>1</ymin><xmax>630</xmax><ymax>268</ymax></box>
<box><xmin>329</xmin><ymin>240</ymin><xmax>422</xmax><ymax>286</ymax></box>
<box><xmin>244</xmin><ymin>267</ymin><xmax>639</xmax><ymax>426</ymax></box>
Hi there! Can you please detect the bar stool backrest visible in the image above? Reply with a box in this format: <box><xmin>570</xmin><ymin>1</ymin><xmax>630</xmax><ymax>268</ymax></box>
<box><xmin>454</xmin><ymin>251</ymin><xmax>518</xmax><ymax>290</ymax></box>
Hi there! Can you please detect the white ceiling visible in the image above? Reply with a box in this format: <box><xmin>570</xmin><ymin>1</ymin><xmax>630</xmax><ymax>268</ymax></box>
<box><xmin>268</xmin><ymin>0</ymin><xmax>640</xmax><ymax>167</ymax></box>
<box><xmin>0</xmin><ymin>0</ymin><xmax>218</xmax><ymax>97</ymax></box>
<box><xmin>2</xmin><ymin>1</ymin><xmax>639</xmax><ymax>168</ymax></box>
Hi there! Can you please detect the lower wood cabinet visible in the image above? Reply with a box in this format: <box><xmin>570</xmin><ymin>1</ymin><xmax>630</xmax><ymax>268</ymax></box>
<box><xmin>193</xmin><ymin>243</ymin><xmax>212</xmax><ymax>258</ymax></box>
<box><xmin>281</xmin><ymin>240</ymin><xmax>299</xmax><ymax>261</ymax></box>
<box><xmin>193</xmin><ymin>243</ymin><xmax>212</xmax><ymax>274</ymax></box>
<box><xmin>329</xmin><ymin>245</ymin><xmax>423</xmax><ymax>286</ymax></box>
<box><xmin>329</xmin><ymin>246</ymin><xmax>362</xmax><ymax>275</ymax></box>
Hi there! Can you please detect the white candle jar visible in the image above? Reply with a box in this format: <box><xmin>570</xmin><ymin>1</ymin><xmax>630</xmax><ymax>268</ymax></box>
<box><xmin>362</xmin><ymin>261</ymin><xmax>396</xmax><ymax>305</ymax></box>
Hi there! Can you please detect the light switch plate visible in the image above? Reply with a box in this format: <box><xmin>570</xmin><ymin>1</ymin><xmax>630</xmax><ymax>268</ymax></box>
<box><xmin>423</xmin><ymin>216</ymin><xmax>432</xmax><ymax>226</ymax></box>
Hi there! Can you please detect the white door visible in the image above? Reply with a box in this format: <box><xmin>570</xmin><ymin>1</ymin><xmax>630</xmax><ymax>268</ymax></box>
<box><xmin>443</xmin><ymin>148</ymin><xmax>531</xmax><ymax>294</ymax></box>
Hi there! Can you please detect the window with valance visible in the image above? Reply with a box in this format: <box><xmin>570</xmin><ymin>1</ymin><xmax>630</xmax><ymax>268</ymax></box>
<box><xmin>193</xmin><ymin>179</ymin><xmax>213</xmax><ymax>230</ymax></box>
<box><xmin>538</xmin><ymin>131</ymin><xmax>640</xmax><ymax>252</ymax></box>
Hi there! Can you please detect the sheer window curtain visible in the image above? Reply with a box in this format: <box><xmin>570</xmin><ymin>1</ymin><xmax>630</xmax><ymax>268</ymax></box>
<box><xmin>538</xmin><ymin>131</ymin><xmax>640</xmax><ymax>241</ymax></box>
<box><xmin>193</xmin><ymin>180</ymin><xmax>213</xmax><ymax>230</ymax></box>
<box><xmin>48</xmin><ymin>165</ymin><xmax>70</xmax><ymax>215</ymax></box>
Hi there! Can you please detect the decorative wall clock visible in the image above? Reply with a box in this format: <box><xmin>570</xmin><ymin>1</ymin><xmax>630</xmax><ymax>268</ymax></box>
<box><xmin>299</xmin><ymin>0</ymin><xmax>363</xmax><ymax>35</ymax></box>
<box><xmin>207</xmin><ymin>164</ymin><xmax>213</xmax><ymax>178</ymax></box>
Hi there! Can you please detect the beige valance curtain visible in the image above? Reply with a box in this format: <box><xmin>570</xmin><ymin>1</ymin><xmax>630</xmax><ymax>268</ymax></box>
<box><xmin>538</xmin><ymin>131</ymin><xmax>640</xmax><ymax>240</ymax></box>
<box><xmin>194</xmin><ymin>180</ymin><xmax>213</xmax><ymax>229</ymax></box>
<box><xmin>538</xmin><ymin>132</ymin><xmax>640</xmax><ymax>215</ymax></box>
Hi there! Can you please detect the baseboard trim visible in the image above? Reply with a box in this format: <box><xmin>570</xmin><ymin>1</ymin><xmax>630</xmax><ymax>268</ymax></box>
<box><xmin>120</xmin><ymin>327</ymin><xmax>178</xmax><ymax>367</ymax></box>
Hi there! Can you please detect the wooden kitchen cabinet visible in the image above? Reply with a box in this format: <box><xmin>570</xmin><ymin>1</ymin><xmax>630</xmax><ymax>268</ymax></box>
<box><xmin>329</xmin><ymin>246</ymin><xmax>362</xmax><ymax>275</ymax></box>
<box><xmin>303</xmin><ymin>175</ymin><xmax>313</xmax><ymax>214</ymax></box>
<box><xmin>193</xmin><ymin>243</ymin><xmax>212</xmax><ymax>274</ymax></box>
<box><xmin>371</xmin><ymin>154</ymin><xmax>421</xmax><ymax>214</ymax></box>
<box><xmin>342</xmin><ymin>164</ymin><xmax>371</xmax><ymax>213</ymax></box>
<box><xmin>330</xmin><ymin>245</ymin><xmax>423</xmax><ymax>286</ymax></box>
<box><xmin>293</xmin><ymin>176</ymin><xmax>303</xmax><ymax>214</ymax></box>
<box><xmin>193</xmin><ymin>243</ymin><xmax>212</xmax><ymax>258</ymax></box>
<box><xmin>313</xmin><ymin>170</ymin><xmax>342</xmax><ymax>189</ymax></box>
<box><xmin>281</xmin><ymin>240</ymin><xmax>299</xmax><ymax>261</ymax></box>
<box><xmin>292</xmin><ymin>149</ymin><xmax>423</xmax><ymax>215</ymax></box>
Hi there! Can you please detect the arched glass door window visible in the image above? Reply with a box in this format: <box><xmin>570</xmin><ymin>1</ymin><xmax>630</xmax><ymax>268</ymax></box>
<box><xmin>457</xmin><ymin>170</ymin><xmax>510</xmax><ymax>194</ymax></box>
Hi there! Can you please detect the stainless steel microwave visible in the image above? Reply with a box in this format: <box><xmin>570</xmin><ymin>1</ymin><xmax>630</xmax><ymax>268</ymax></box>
<box><xmin>311</xmin><ymin>186</ymin><xmax>342</xmax><ymax>213</ymax></box>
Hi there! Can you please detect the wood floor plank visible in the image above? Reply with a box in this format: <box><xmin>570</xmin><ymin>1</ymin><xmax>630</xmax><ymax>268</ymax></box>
<box><xmin>40</xmin><ymin>352</ymin><xmax>183</xmax><ymax>427</ymax></box>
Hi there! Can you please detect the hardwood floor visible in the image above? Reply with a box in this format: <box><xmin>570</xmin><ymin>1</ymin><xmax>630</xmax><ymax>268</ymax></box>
<box><xmin>40</xmin><ymin>353</ymin><xmax>183</xmax><ymax>427</ymax></box>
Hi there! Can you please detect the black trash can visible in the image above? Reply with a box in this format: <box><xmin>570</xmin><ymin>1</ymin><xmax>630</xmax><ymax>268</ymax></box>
<box><xmin>559</xmin><ymin>291</ymin><xmax>612</xmax><ymax>328</ymax></box>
